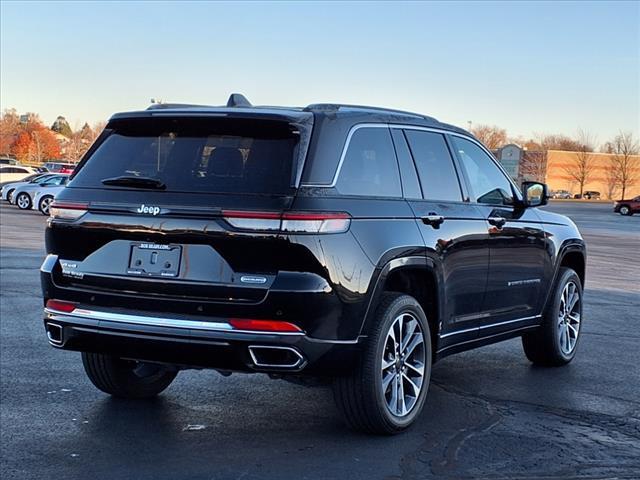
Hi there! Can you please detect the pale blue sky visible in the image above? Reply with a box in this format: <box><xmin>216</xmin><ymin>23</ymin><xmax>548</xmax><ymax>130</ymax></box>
<box><xmin>1</xmin><ymin>1</ymin><xmax>638</xmax><ymax>142</ymax></box>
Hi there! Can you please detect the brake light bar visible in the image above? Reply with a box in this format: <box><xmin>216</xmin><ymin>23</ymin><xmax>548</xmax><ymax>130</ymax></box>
<box><xmin>49</xmin><ymin>201</ymin><xmax>88</xmax><ymax>220</ymax></box>
<box><xmin>229</xmin><ymin>318</ymin><xmax>302</xmax><ymax>333</ymax></box>
<box><xmin>222</xmin><ymin>210</ymin><xmax>351</xmax><ymax>233</ymax></box>
<box><xmin>45</xmin><ymin>299</ymin><xmax>77</xmax><ymax>313</ymax></box>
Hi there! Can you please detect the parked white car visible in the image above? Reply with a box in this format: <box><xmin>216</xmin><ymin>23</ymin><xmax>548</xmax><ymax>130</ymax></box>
<box><xmin>1</xmin><ymin>173</ymin><xmax>56</xmax><ymax>202</ymax></box>
<box><xmin>12</xmin><ymin>174</ymin><xmax>69</xmax><ymax>212</ymax></box>
<box><xmin>0</xmin><ymin>165</ymin><xmax>36</xmax><ymax>183</ymax></box>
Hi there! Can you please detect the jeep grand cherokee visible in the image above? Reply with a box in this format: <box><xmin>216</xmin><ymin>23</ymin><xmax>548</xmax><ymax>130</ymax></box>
<box><xmin>41</xmin><ymin>94</ymin><xmax>586</xmax><ymax>434</ymax></box>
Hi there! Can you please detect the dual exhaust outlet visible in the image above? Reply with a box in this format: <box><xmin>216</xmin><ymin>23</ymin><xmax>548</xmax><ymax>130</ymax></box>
<box><xmin>45</xmin><ymin>322</ymin><xmax>306</xmax><ymax>370</ymax></box>
<box><xmin>248</xmin><ymin>346</ymin><xmax>306</xmax><ymax>370</ymax></box>
<box><xmin>46</xmin><ymin>322</ymin><xmax>63</xmax><ymax>345</ymax></box>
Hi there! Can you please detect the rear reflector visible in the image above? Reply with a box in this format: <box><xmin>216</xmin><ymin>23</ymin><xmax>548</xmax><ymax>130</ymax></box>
<box><xmin>229</xmin><ymin>318</ymin><xmax>302</xmax><ymax>333</ymax></box>
<box><xmin>49</xmin><ymin>202</ymin><xmax>88</xmax><ymax>220</ymax></box>
<box><xmin>45</xmin><ymin>299</ymin><xmax>77</xmax><ymax>313</ymax></box>
<box><xmin>222</xmin><ymin>211</ymin><xmax>350</xmax><ymax>233</ymax></box>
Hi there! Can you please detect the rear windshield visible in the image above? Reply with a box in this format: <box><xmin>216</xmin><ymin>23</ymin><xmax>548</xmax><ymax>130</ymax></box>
<box><xmin>70</xmin><ymin>117</ymin><xmax>301</xmax><ymax>195</ymax></box>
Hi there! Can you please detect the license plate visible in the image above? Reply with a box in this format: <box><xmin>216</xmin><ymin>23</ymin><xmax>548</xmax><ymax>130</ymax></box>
<box><xmin>127</xmin><ymin>243</ymin><xmax>182</xmax><ymax>277</ymax></box>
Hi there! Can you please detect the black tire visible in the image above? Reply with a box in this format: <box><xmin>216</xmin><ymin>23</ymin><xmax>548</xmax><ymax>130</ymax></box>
<box><xmin>522</xmin><ymin>267</ymin><xmax>583</xmax><ymax>366</ymax></box>
<box><xmin>619</xmin><ymin>205</ymin><xmax>632</xmax><ymax>216</ymax></box>
<box><xmin>16</xmin><ymin>192</ymin><xmax>32</xmax><ymax>210</ymax></box>
<box><xmin>38</xmin><ymin>195</ymin><xmax>54</xmax><ymax>215</ymax></box>
<box><xmin>332</xmin><ymin>293</ymin><xmax>432</xmax><ymax>435</ymax></box>
<box><xmin>6</xmin><ymin>189</ymin><xmax>15</xmax><ymax>203</ymax></box>
<box><xmin>81</xmin><ymin>352</ymin><xmax>177</xmax><ymax>398</ymax></box>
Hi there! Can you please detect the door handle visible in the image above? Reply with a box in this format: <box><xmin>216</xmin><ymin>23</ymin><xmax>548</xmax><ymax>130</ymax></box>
<box><xmin>421</xmin><ymin>214</ymin><xmax>445</xmax><ymax>229</ymax></box>
<box><xmin>488</xmin><ymin>216</ymin><xmax>506</xmax><ymax>228</ymax></box>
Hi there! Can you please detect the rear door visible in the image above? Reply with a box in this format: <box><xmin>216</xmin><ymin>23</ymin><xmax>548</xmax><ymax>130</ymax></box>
<box><xmin>393</xmin><ymin>128</ymin><xmax>489</xmax><ymax>347</ymax></box>
<box><xmin>448</xmin><ymin>135</ymin><xmax>548</xmax><ymax>332</ymax></box>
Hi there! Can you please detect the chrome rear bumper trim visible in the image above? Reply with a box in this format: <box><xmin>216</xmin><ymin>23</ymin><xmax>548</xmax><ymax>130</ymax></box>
<box><xmin>44</xmin><ymin>308</ymin><xmax>304</xmax><ymax>336</ymax></box>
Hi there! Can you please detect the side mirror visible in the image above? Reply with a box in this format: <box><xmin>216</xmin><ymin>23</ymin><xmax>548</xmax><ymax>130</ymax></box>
<box><xmin>522</xmin><ymin>181</ymin><xmax>548</xmax><ymax>207</ymax></box>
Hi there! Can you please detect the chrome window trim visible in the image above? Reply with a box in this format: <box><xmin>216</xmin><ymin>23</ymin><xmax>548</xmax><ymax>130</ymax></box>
<box><xmin>301</xmin><ymin>123</ymin><xmax>390</xmax><ymax>188</ymax></box>
<box><xmin>439</xmin><ymin>314</ymin><xmax>541</xmax><ymax>338</ymax></box>
<box><xmin>44</xmin><ymin>308</ymin><xmax>305</xmax><ymax>336</ymax></box>
<box><xmin>300</xmin><ymin>122</ymin><xmax>522</xmax><ymax>199</ymax></box>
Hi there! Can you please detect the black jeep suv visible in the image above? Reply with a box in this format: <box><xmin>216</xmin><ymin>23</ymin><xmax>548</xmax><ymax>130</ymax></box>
<box><xmin>41</xmin><ymin>94</ymin><xmax>586</xmax><ymax>434</ymax></box>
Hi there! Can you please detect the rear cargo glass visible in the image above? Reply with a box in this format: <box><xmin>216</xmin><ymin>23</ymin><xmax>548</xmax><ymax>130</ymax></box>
<box><xmin>70</xmin><ymin>117</ymin><xmax>301</xmax><ymax>195</ymax></box>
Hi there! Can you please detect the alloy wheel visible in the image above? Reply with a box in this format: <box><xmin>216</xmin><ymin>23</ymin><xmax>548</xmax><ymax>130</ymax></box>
<box><xmin>40</xmin><ymin>197</ymin><xmax>53</xmax><ymax>215</ymax></box>
<box><xmin>381</xmin><ymin>312</ymin><xmax>426</xmax><ymax>417</ymax></box>
<box><xmin>558</xmin><ymin>281</ymin><xmax>581</xmax><ymax>355</ymax></box>
<box><xmin>17</xmin><ymin>194</ymin><xmax>30</xmax><ymax>209</ymax></box>
<box><xmin>620</xmin><ymin>206</ymin><xmax>629</xmax><ymax>215</ymax></box>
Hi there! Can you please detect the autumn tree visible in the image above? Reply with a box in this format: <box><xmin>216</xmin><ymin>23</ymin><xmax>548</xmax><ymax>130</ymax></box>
<box><xmin>10</xmin><ymin>116</ymin><xmax>62</xmax><ymax>164</ymax></box>
<box><xmin>51</xmin><ymin>116</ymin><xmax>73</xmax><ymax>138</ymax></box>
<box><xmin>0</xmin><ymin>109</ymin><xmax>21</xmax><ymax>155</ymax></box>
<box><xmin>609</xmin><ymin>131</ymin><xmax>640</xmax><ymax>199</ymax></box>
<box><xmin>563</xmin><ymin>130</ymin><xmax>596</xmax><ymax>197</ymax></box>
<box><xmin>471</xmin><ymin>124</ymin><xmax>507</xmax><ymax>149</ymax></box>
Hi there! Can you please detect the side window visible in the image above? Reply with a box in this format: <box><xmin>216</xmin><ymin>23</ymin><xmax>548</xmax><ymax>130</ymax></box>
<box><xmin>451</xmin><ymin>136</ymin><xmax>514</xmax><ymax>205</ymax></box>
<box><xmin>404</xmin><ymin>130</ymin><xmax>462</xmax><ymax>202</ymax></box>
<box><xmin>336</xmin><ymin>127</ymin><xmax>401</xmax><ymax>197</ymax></box>
<box><xmin>390</xmin><ymin>129</ymin><xmax>422</xmax><ymax>199</ymax></box>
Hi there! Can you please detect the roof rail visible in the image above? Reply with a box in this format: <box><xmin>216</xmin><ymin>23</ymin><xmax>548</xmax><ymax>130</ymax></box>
<box><xmin>304</xmin><ymin>103</ymin><xmax>430</xmax><ymax>120</ymax></box>
<box><xmin>146</xmin><ymin>103</ymin><xmax>214</xmax><ymax>110</ymax></box>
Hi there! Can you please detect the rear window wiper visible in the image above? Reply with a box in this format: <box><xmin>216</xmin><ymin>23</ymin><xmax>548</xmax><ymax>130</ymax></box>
<box><xmin>101</xmin><ymin>176</ymin><xmax>166</xmax><ymax>190</ymax></box>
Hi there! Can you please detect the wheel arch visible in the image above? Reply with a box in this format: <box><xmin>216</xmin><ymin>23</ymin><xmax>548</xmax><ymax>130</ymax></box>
<box><xmin>359</xmin><ymin>256</ymin><xmax>443</xmax><ymax>355</ymax></box>
<box><xmin>541</xmin><ymin>242</ymin><xmax>586</xmax><ymax>313</ymax></box>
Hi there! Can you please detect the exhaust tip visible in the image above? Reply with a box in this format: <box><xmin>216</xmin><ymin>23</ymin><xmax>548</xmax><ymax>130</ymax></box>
<box><xmin>46</xmin><ymin>323</ymin><xmax>63</xmax><ymax>345</ymax></box>
<box><xmin>248</xmin><ymin>346</ymin><xmax>306</xmax><ymax>370</ymax></box>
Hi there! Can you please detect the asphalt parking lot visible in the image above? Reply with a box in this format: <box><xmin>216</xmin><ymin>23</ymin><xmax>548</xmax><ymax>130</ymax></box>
<box><xmin>1</xmin><ymin>201</ymin><xmax>639</xmax><ymax>480</ymax></box>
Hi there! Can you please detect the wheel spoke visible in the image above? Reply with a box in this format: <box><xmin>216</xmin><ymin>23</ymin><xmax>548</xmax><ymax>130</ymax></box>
<box><xmin>402</xmin><ymin>373</ymin><xmax>421</xmax><ymax>397</ymax></box>
<box><xmin>568</xmin><ymin>291</ymin><xmax>579</xmax><ymax>311</ymax></box>
<box><xmin>382</xmin><ymin>356</ymin><xmax>395</xmax><ymax>371</ymax></box>
<box><xmin>405</xmin><ymin>359</ymin><xmax>424</xmax><ymax>376</ymax></box>
<box><xmin>404</xmin><ymin>334</ymin><xmax>424</xmax><ymax>357</ymax></box>
<box><xmin>568</xmin><ymin>324</ymin><xmax>579</xmax><ymax>338</ymax></box>
<box><xmin>401</xmin><ymin>317</ymin><xmax>417</xmax><ymax>351</ymax></box>
<box><xmin>389</xmin><ymin>376</ymin><xmax>398</xmax><ymax>412</ymax></box>
<box><xmin>397</xmin><ymin>376</ymin><xmax>406</xmax><ymax>415</ymax></box>
<box><xmin>382</xmin><ymin>371</ymin><xmax>395</xmax><ymax>392</ymax></box>
<box><xmin>568</xmin><ymin>313</ymin><xmax>580</xmax><ymax>324</ymax></box>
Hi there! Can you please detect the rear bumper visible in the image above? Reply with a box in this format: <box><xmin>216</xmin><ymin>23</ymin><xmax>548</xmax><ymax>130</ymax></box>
<box><xmin>43</xmin><ymin>307</ymin><xmax>362</xmax><ymax>374</ymax></box>
<box><xmin>41</xmin><ymin>253</ymin><xmax>366</xmax><ymax>375</ymax></box>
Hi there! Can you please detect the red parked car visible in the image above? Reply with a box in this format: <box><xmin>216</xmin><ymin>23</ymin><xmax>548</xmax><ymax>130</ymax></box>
<box><xmin>613</xmin><ymin>196</ymin><xmax>640</xmax><ymax>215</ymax></box>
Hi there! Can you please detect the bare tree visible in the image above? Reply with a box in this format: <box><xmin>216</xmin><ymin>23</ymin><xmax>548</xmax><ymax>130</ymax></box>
<box><xmin>609</xmin><ymin>131</ymin><xmax>640</xmax><ymax>199</ymax></box>
<box><xmin>519</xmin><ymin>151</ymin><xmax>547</xmax><ymax>182</ymax></box>
<box><xmin>563</xmin><ymin>129</ymin><xmax>596</xmax><ymax>197</ymax></box>
<box><xmin>471</xmin><ymin>124</ymin><xmax>507</xmax><ymax>150</ymax></box>
<box><xmin>604</xmin><ymin>159</ymin><xmax>620</xmax><ymax>200</ymax></box>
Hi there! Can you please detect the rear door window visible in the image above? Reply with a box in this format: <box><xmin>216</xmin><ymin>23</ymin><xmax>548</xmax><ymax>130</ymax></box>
<box><xmin>70</xmin><ymin>117</ymin><xmax>302</xmax><ymax>195</ymax></box>
<box><xmin>404</xmin><ymin>130</ymin><xmax>462</xmax><ymax>202</ymax></box>
<box><xmin>335</xmin><ymin>127</ymin><xmax>401</xmax><ymax>197</ymax></box>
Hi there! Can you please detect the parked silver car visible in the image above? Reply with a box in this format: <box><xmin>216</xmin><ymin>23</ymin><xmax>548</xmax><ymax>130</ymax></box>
<box><xmin>1</xmin><ymin>173</ymin><xmax>56</xmax><ymax>202</ymax></box>
<box><xmin>31</xmin><ymin>183</ymin><xmax>68</xmax><ymax>215</ymax></box>
<box><xmin>11</xmin><ymin>174</ymin><xmax>69</xmax><ymax>212</ymax></box>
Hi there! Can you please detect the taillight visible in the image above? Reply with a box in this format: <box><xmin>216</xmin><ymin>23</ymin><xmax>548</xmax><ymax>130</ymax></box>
<box><xmin>222</xmin><ymin>211</ymin><xmax>350</xmax><ymax>233</ymax></box>
<box><xmin>229</xmin><ymin>318</ymin><xmax>302</xmax><ymax>333</ymax></box>
<box><xmin>45</xmin><ymin>299</ymin><xmax>77</xmax><ymax>313</ymax></box>
<box><xmin>49</xmin><ymin>201</ymin><xmax>88</xmax><ymax>220</ymax></box>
